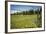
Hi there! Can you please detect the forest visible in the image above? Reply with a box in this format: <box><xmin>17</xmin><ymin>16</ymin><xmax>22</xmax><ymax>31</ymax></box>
<box><xmin>11</xmin><ymin>7</ymin><xmax>42</xmax><ymax>15</ymax></box>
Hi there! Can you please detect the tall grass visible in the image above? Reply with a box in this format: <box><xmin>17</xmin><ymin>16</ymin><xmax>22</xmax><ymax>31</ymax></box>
<box><xmin>10</xmin><ymin>15</ymin><xmax>41</xmax><ymax>29</ymax></box>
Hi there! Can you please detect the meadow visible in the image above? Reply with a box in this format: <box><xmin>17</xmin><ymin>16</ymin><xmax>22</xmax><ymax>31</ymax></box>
<box><xmin>10</xmin><ymin>14</ymin><xmax>41</xmax><ymax>29</ymax></box>
<box><xmin>10</xmin><ymin>5</ymin><xmax>42</xmax><ymax>29</ymax></box>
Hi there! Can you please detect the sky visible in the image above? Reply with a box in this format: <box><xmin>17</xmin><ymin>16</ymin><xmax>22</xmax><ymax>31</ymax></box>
<box><xmin>10</xmin><ymin>5</ymin><xmax>42</xmax><ymax>13</ymax></box>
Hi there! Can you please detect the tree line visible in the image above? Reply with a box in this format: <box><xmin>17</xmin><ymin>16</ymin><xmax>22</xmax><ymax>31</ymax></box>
<box><xmin>11</xmin><ymin>8</ymin><xmax>42</xmax><ymax>15</ymax></box>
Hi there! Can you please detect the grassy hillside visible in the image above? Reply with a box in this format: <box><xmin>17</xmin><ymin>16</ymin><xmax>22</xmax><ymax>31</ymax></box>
<box><xmin>10</xmin><ymin>15</ymin><xmax>42</xmax><ymax>29</ymax></box>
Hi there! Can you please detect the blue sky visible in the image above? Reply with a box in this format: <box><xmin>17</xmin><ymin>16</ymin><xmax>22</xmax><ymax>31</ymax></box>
<box><xmin>10</xmin><ymin>5</ymin><xmax>41</xmax><ymax>12</ymax></box>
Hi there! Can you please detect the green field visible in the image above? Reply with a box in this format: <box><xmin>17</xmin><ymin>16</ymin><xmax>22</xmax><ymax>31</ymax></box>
<box><xmin>11</xmin><ymin>15</ymin><xmax>41</xmax><ymax>29</ymax></box>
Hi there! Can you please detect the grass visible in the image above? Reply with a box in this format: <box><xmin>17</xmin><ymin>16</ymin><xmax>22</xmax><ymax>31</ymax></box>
<box><xmin>11</xmin><ymin>15</ymin><xmax>41</xmax><ymax>29</ymax></box>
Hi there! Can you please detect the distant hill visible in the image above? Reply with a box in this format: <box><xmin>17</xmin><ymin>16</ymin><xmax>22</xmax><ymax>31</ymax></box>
<box><xmin>10</xmin><ymin>10</ymin><xmax>22</xmax><ymax>14</ymax></box>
